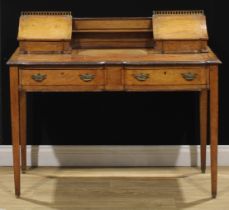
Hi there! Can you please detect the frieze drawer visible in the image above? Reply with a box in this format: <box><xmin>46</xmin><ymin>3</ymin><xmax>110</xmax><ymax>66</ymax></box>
<box><xmin>20</xmin><ymin>69</ymin><xmax>105</xmax><ymax>86</ymax></box>
<box><xmin>125</xmin><ymin>67</ymin><xmax>208</xmax><ymax>86</ymax></box>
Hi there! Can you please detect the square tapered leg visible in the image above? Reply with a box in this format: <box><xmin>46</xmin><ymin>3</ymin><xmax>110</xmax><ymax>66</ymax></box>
<box><xmin>210</xmin><ymin>65</ymin><xmax>219</xmax><ymax>199</ymax></box>
<box><xmin>200</xmin><ymin>89</ymin><xmax>208</xmax><ymax>173</ymax></box>
<box><xmin>10</xmin><ymin>67</ymin><xmax>21</xmax><ymax>197</ymax></box>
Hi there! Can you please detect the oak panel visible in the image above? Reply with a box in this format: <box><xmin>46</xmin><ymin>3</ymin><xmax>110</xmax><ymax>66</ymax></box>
<box><xmin>125</xmin><ymin>67</ymin><xmax>208</xmax><ymax>86</ymax></box>
<box><xmin>20</xmin><ymin>69</ymin><xmax>105</xmax><ymax>86</ymax></box>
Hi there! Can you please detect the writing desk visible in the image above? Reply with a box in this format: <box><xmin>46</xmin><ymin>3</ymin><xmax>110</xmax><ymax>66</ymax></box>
<box><xmin>7</xmin><ymin>14</ymin><xmax>221</xmax><ymax>198</ymax></box>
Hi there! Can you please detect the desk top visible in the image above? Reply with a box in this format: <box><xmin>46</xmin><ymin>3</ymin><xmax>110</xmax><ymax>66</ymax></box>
<box><xmin>8</xmin><ymin>47</ymin><xmax>221</xmax><ymax>66</ymax></box>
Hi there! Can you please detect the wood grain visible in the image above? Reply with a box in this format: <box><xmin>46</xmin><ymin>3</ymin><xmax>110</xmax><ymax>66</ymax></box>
<box><xmin>73</xmin><ymin>17</ymin><xmax>152</xmax><ymax>32</ymax></box>
<box><xmin>18</xmin><ymin>14</ymin><xmax>72</xmax><ymax>41</ymax></box>
<box><xmin>19</xmin><ymin>91</ymin><xmax>27</xmax><ymax>173</ymax></box>
<box><xmin>124</xmin><ymin>85</ymin><xmax>208</xmax><ymax>92</ymax></box>
<box><xmin>153</xmin><ymin>11</ymin><xmax>208</xmax><ymax>53</ymax></box>
<box><xmin>19</xmin><ymin>41</ymin><xmax>72</xmax><ymax>54</ymax></box>
<box><xmin>21</xmin><ymin>85</ymin><xmax>106</xmax><ymax>92</ymax></box>
<box><xmin>105</xmin><ymin>67</ymin><xmax>124</xmax><ymax>91</ymax></box>
<box><xmin>20</xmin><ymin>69</ymin><xmax>105</xmax><ymax>86</ymax></box>
<box><xmin>7</xmin><ymin>14</ymin><xmax>221</xmax><ymax>198</ymax></box>
<box><xmin>153</xmin><ymin>14</ymin><xmax>208</xmax><ymax>40</ymax></box>
<box><xmin>155</xmin><ymin>40</ymin><xmax>208</xmax><ymax>53</ymax></box>
<box><xmin>200</xmin><ymin>89</ymin><xmax>208</xmax><ymax>173</ymax></box>
<box><xmin>72</xmin><ymin>32</ymin><xmax>153</xmax><ymax>49</ymax></box>
<box><xmin>7</xmin><ymin>48</ymin><xmax>221</xmax><ymax>66</ymax></box>
<box><xmin>18</xmin><ymin>12</ymin><xmax>72</xmax><ymax>54</ymax></box>
<box><xmin>210</xmin><ymin>65</ymin><xmax>219</xmax><ymax>198</ymax></box>
<box><xmin>10</xmin><ymin>67</ymin><xmax>21</xmax><ymax>197</ymax></box>
<box><xmin>125</xmin><ymin>67</ymin><xmax>207</xmax><ymax>86</ymax></box>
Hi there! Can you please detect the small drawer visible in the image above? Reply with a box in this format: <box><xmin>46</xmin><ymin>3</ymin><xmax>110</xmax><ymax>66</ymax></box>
<box><xmin>20</xmin><ymin>69</ymin><xmax>105</xmax><ymax>86</ymax></box>
<box><xmin>125</xmin><ymin>67</ymin><xmax>208</xmax><ymax>86</ymax></box>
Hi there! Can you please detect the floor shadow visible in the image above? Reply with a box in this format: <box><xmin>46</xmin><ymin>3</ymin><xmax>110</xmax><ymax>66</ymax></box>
<box><xmin>20</xmin><ymin>174</ymin><xmax>212</xmax><ymax>210</ymax></box>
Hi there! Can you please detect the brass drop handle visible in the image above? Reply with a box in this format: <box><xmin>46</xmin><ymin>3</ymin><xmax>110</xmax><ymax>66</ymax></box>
<box><xmin>31</xmin><ymin>73</ymin><xmax>47</xmax><ymax>82</ymax></box>
<box><xmin>133</xmin><ymin>73</ymin><xmax>150</xmax><ymax>81</ymax></box>
<box><xmin>181</xmin><ymin>72</ymin><xmax>197</xmax><ymax>81</ymax></box>
<box><xmin>79</xmin><ymin>73</ymin><xmax>96</xmax><ymax>82</ymax></box>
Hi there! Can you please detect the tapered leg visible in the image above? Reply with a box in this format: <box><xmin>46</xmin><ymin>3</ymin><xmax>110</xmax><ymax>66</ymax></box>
<box><xmin>200</xmin><ymin>90</ymin><xmax>208</xmax><ymax>173</ymax></box>
<box><xmin>20</xmin><ymin>91</ymin><xmax>27</xmax><ymax>173</ymax></box>
<box><xmin>210</xmin><ymin>66</ymin><xmax>219</xmax><ymax>198</ymax></box>
<box><xmin>10</xmin><ymin>67</ymin><xmax>21</xmax><ymax>197</ymax></box>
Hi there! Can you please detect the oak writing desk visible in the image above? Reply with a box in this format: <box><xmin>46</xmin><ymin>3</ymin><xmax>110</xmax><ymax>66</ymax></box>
<box><xmin>7</xmin><ymin>11</ymin><xmax>221</xmax><ymax>197</ymax></box>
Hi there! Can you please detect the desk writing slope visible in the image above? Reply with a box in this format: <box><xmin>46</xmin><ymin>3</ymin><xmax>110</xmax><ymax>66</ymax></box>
<box><xmin>153</xmin><ymin>10</ymin><xmax>208</xmax><ymax>53</ymax></box>
<box><xmin>7</xmin><ymin>10</ymin><xmax>221</xmax><ymax>198</ymax></box>
<box><xmin>17</xmin><ymin>11</ymin><xmax>72</xmax><ymax>54</ymax></box>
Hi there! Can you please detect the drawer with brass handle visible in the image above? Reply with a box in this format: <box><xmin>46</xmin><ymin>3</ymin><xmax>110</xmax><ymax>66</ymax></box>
<box><xmin>79</xmin><ymin>73</ymin><xmax>96</xmax><ymax>82</ymax></box>
<box><xmin>20</xmin><ymin>69</ymin><xmax>105</xmax><ymax>86</ymax></box>
<box><xmin>31</xmin><ymin>73</ymin><xmax>47</xmax><ymax>82</ymax></box>
<box><xmin>125</xmin><ymin>67</ymin><xmax>208</xmax><ymax>86</ymax></box>
<box><xmin>133</xmin><ymin>73</ymin><xmax>150</xmax><ymax>82</ymax></box>
<box><xmin>181</xmin><ymin>72</ymin><xmax>198</xmax><ymax>81</ymax></box>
